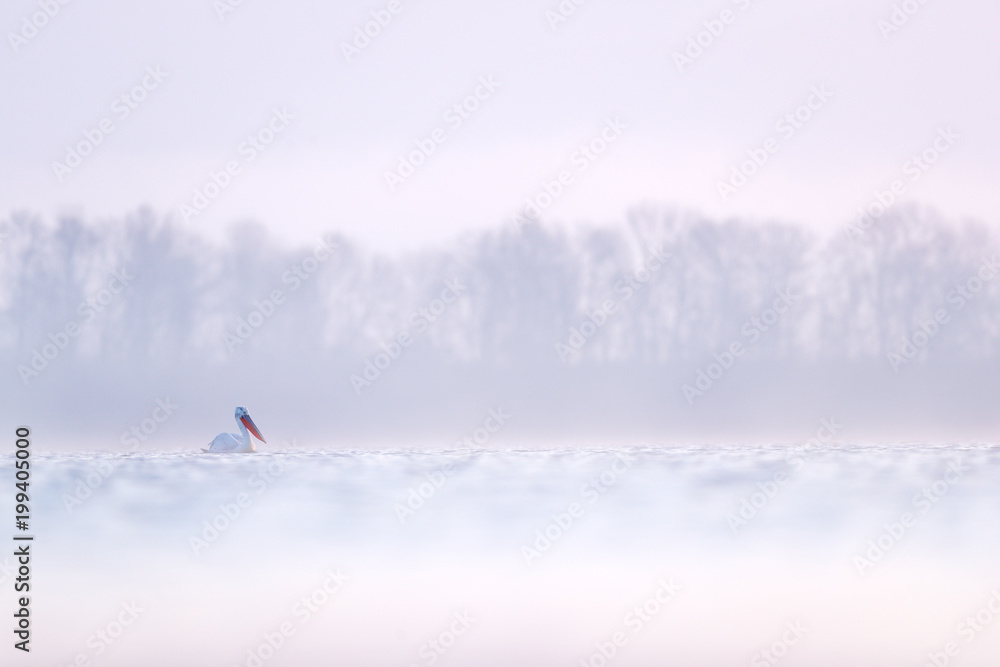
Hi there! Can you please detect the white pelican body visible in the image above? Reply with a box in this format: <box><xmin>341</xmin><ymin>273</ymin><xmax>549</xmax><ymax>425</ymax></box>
<box><xmin>205</xmin><ymin>406</ymin><xmax>266</xmax><ymax>453</ymax></box>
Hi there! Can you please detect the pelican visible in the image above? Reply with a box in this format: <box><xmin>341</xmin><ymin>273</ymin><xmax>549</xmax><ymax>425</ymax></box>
<box><xmin>204</xmin><ymin>406</ymin><xmax>267</xmax><ymax>453</ymax></box>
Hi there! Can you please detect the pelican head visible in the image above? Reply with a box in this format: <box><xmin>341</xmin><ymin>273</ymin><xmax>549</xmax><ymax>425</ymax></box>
<box><xmin>236</xmin><ymin>406</ymin><xmax>267</xmax><ymax>443</ymax></box>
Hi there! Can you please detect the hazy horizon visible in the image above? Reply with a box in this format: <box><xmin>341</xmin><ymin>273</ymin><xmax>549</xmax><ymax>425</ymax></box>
<box><xmin>4</xmin><ymin>205</ymin><xmax>1000</xmax><ymax>450</ymax></box>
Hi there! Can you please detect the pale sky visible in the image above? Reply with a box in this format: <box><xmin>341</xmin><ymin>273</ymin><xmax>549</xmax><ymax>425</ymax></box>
<box><xmin>2</xmin><ymin>0</ymin><xmax>998</xmax><ymax>252</ymax></box>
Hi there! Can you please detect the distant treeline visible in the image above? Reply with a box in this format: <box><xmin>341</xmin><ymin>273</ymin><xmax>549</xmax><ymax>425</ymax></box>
<box><xmin>2</xmin><ymin>206</ymin><xmax>999</xmax><ymax>442</ymax></box>
<box><xmin>3</xmin><ymin>206</ymin><xmax>997</xmax><ymax>369</ymax></box>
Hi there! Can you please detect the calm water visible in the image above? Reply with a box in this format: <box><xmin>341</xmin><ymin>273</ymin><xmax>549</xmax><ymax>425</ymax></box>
<box><xmin>3</xmin><ymin>444</ymin><xmax>1000</xmax><ymax>666</ymax></box>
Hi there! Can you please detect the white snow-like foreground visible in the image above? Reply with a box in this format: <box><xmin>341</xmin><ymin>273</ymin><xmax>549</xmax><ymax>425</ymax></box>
<box><xmin>5</xmin><ymin>444</ymin><xmax>1000</xmax><ymax>666</ymax></box>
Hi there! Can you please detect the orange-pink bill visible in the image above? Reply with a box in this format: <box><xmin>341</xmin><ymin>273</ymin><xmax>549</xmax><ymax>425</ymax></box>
<box><xmin>241</xmin><ymin>415</ymin><xmax>266</xmax><ymax>443</ymax></box>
